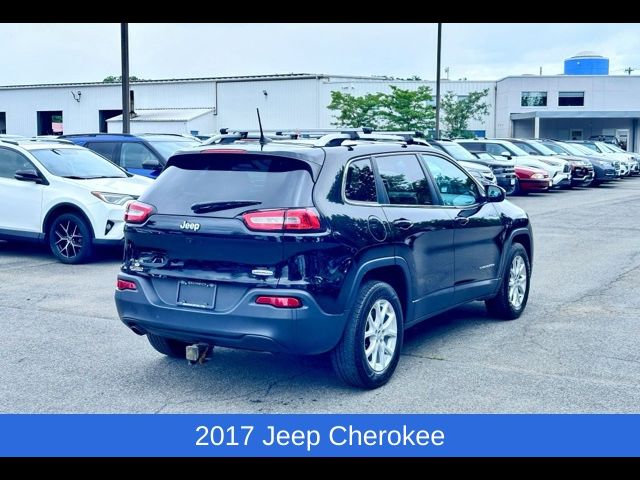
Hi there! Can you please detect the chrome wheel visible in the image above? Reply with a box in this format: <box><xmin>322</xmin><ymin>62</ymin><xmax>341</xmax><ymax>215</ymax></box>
<box><xmin>364</xmin><ymin>299</ymin><xmax>398</xmax><ymax>372</ymax></box>
<box><xmin>54</xmin><ymin>220</ymin><xmax>83</xmax><ymax>259</ymax></box>
<box><xmin>508</xmin><ymin>255</ymin><xmax>527</xmax><ymax>309</ymax></box>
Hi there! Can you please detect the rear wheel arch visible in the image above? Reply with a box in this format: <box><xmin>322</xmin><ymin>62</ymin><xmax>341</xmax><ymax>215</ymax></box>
<box><xmin>343</xmin><ymin>257</ymin><xmax>412</xmax><ymax>323</ymax></box>
<box><xmin>361</xmin><ymin>265</ymin><xmax>410</xmax><ymax>323</ymax></box>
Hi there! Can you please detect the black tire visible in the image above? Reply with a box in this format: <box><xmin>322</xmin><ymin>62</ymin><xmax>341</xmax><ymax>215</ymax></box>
<box><xmin>331</xmin><ymin>281</ymin><xmax>404</xmax><ymax>389</ymax></box>
<box><xmin>591</xmin><ymin>180</ymin><xmax>601</xmax><ymax>187</ymax></box>
<box><xmin>147</xmin><ymin>334</ymin><xmax>190</xmax><ymax>358</ymax></box>
<box><xmin>486</xmin><ymin>243</ymin><xmax>531</xmax><ymax>320</ymax></box>
<box><xmin>48</xmin><ymin>213</ymin><xmax>94</xmax><ymax>264</ymax></box>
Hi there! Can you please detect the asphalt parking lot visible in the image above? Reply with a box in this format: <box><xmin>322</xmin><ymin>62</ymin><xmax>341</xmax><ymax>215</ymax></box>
<box><xmin>1</xmin><ymin>180</ymin><xmax>639</xmax><ymax>413</ymax></box>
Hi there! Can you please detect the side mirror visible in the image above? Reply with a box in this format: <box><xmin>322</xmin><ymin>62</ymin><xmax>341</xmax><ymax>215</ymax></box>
<box><xmin>485</xmin><ymin>184</ymin><xmax>506</xmax><ymax>202</ymax></box>
<box><xmin>142</xmin><ymin>159</ymin><xmax>161</xmax><ymax>170</ymax></box>
<box><xmin>500</xmin><ymin>151</ymin><xmax>512</xmax><ymax>159</ymax></box>
<box><xmin>15</xmin><ymin>169</ymin><xmax>43</xmax><ymax>184</ymax></box>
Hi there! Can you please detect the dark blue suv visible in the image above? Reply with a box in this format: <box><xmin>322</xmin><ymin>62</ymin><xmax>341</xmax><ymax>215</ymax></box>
<box><xmin>115</xmin><ymin>135</ymin><xmax>533</xmax><ymax>388</ymax></box>
<box><xmin>61</xmin><ymin>133</ymin><xmax>201</xmax><ymax>178</ymax></box>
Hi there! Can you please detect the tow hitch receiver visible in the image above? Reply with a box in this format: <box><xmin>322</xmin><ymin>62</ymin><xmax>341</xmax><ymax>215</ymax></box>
<box><xmin>186</xmin><ymin>343</ymin><xmax>211</xmax><ymax>365</ymax></box>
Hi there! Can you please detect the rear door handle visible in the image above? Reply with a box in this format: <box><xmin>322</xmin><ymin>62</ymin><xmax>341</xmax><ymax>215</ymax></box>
<box><xmin>455</xmin><ymin>217</ymin><xmax>470</xmax><ymax>226</ymax></box>
<box><xmin>393</xmin><ymin>218</ymin><xmax>413</xmax><ymax>230</ymax></box>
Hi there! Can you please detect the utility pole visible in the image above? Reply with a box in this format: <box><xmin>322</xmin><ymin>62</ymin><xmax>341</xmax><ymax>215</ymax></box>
<box><xmin>121</xmin><ymin>23</ymin><xmax>130</xmax><ymax>134</ymax></box>
<box><xmin>435</xmin><ymin>23</ymin><xmax>442</xmax><ymax>139</ymax></box>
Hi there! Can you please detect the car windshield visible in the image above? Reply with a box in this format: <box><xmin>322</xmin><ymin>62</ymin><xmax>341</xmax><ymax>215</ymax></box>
<box><xmin>527</xmin><ymin>141</ymin><xmax>557</xmax><ymax>156</ymax></box>
<box><xmin>595</xmin><ymin>142</ymin><xmax>616</xmax><ymax>153</ymax></box>
<box><xmin>30</xmin><ymin>147</ymin><xmax>128</xmax><ymax>178</ymax></box>
<box><xmin>580</xmin><ymin>143</ymin><xmax>600</xmax><ymax>153</ymax></box>
<box><xmin>147</xmin><ymin>140</ymin><xmax>201</xmax><ymax>160</ymax></box>
<box><xmin>562</xmin><ymin>143</ymin><xmax>593</xmax><ymax>155</ymax></box>
<box><xmin>503</xmin><ymin>142</ymin><xmax>531</xmax><ymax>156</ymax></box>
<box><xmin>511</xmin><ymin>141</ymin><xmax>541</xmax><ymax>155</ymax></box>
<box><xmin>606</xmin><ymin>144</ymin><xmax>625</xmax><ymax>153</ymax></box>
<box><xmin>439</xmin><ymin>143</ymin><xmax>477</xmax><ymax>161</ymax></box>
<box><xmin>540</xmin><ymin>141</ymin><xmax>568</xmax><ymax>154</ymax></box>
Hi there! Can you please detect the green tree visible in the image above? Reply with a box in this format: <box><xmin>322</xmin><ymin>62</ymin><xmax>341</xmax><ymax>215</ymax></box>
<box><xmin>441</xmin><ymin>89</ymin><xmax>489</xmax><ymax>138</ymax></box>
<box><xmin>328</xmin><ymin>85</ymin><xmax>435</xmax><ymax>130</ymax></box>
<box><xmin>328</xmin><ymin>91</ymin><xmax>385</xmax><ymax>129</ymax></box>
<box><xmin>103</xmin><ymin>75</ymin><xmax>146</xmax><ymax>83</ymax></box>
<box><xmin>379</xmin><ymin>85</ymin><xmax>434</xmax><ymax>130</ymax></box>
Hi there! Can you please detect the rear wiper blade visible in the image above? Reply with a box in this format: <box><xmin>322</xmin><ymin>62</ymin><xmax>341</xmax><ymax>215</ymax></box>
<box><xmin>191</xmin><ymin>200</ymin><xmax>261</xmax><ymax>214</ymax></box>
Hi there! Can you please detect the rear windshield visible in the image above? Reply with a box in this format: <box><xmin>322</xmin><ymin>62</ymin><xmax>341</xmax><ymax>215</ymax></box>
<box><xmin>142</xmin><ymin>153</ymin><xmax>315</xmax><ymax>216</ymax></box>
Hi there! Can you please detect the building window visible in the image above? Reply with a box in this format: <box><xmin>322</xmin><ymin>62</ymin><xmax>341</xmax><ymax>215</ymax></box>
<box><xmin>521</xmin><ymin>91</ymin><xmax>547</xmax><ymax>107</ymax></box>
<box><xmin>558</xmin><ymin>91</ymin><xmax>584</xmax><ymax>106</ymax></box>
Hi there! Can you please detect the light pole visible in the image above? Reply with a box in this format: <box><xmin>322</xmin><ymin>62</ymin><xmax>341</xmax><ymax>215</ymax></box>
<box><xmin>435</xmin><ymin>23</ymin><xmax>442</xmax><ymax>139</ymax></box>
<box><xmin>121</xmin><ymin>23</ymin><xmax>130</xmax><ymax>134</ymax></box>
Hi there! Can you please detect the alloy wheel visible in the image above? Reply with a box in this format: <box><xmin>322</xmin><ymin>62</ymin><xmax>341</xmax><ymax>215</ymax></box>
<box><xmin>508</xmin><ymin>255</ymin><xmax>527</xmax><ymax>309</ymax></box>
<box><xmin>364</xmin><ymin>299</ymin><xmax>398</xmax><ymax>372</ymax></box>
<box><xmin>54</xmin><ymin>220</ymin><xmax>84</xmax><ymax>260</ymax></box>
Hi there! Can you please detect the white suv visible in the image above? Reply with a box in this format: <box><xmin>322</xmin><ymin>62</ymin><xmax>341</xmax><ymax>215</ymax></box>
<box><xmin>0</xmin><ymin>140</ymin><xmax>152</xmax><ymax>263</ymax></box>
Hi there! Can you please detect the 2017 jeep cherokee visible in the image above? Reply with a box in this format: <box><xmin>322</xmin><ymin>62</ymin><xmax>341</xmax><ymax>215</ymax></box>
<box><xmin>115</xmin><ymin>136</ymin><xmax>533</xmax><ymax>389</ymax></box>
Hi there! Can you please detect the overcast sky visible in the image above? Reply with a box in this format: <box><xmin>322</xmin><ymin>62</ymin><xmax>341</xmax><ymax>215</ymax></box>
<box><xmin>2</xmin><ymin>23</ymin><xmax>639</xmax><ymax>85</ymax></box>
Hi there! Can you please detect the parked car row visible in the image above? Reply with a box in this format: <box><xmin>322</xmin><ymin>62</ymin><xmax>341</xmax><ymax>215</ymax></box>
<box><xmin>422</xmin><ymin>136</ymin><xmax>637</xmax><ymax>194</ymax></box>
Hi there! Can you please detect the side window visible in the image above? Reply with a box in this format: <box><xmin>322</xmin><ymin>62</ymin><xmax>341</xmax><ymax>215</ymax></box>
<box><xmin>85</xmin><ymin>142</ymin><xmax>120</xmax><ymax>164</ymax></box>
<box><xmin>375</xmin><ymin>154</ymin><xmax>433</xmax><ymax>206</ymax></box>
<box><xmin>461</xmin><ymin>142</ymin><xmax>485</xmax><ymax>153</ymax></box>
<box><xmin>422</xmin><ymin>154</ymin><xmax>480</xmax><ymax>207</ymax></box>
<box><xmin>120</xmin><ymin>142</ymin><xmax>156</xmax><ymax>169</ymax></box>
<box><xmin>345</xmin><ymin>158</ymin><xmax>377</xmax><ymax>203</ymax></box>
<box><xmin>0</xmin><ymin>148</ymin><xmax>32</xmax><ymax>179</ymax></box>
<box><xmin>485</xmin><ymin>143</ymin><xmax>509</xmax><ymax>156</ymax></box>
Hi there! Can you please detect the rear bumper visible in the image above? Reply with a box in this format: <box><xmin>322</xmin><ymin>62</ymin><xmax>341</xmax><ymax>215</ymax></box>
<box><xmin>114</xmin><ymin>273</ymin><xmax>346</xmax><ymax>355</ymax></box>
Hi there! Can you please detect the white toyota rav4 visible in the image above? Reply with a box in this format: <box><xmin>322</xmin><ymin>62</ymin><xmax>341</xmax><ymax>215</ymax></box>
<box><xmin>0</xmin><ymin>140</ymin><xmax>152</xmax><ymax>263</ymax></box>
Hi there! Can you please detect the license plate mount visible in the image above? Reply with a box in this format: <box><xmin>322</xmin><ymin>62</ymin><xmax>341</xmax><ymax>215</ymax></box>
<box><xmin>177</xmin><ymin>280</ymin><xmax>216</xmax><ymax>309</ymax></box>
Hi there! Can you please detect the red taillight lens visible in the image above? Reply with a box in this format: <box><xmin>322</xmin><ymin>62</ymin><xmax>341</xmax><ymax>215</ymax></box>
<box><xmin>256</xmin><ymin>296</ymin><xmax>302</xmax><ymax>308</ymax></box>
<box><xmin>116</xmin><ymin>279</ymin><xmax>137</xmax><ymax>291</ymax></box>
<box><xmin>242</xmin><ymin>208</ymin><xmax>321</xmax><ymax>232</ymax></box>
<box><xmin>124</xmin><ymin>201</ymin><xmax>155</xmax><ymax>224</ymax></box>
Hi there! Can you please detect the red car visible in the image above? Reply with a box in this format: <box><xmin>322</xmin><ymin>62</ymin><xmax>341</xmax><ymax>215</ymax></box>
<box><xmin>514</xmin><ymin>166</ymin><xmax>551</xmax><ymax>195</ymax></box>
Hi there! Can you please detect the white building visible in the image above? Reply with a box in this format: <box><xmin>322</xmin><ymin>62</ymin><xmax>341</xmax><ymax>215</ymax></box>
<box><xmin>496</xmin><ymin>75</ymin><xmax>640</xmax><ymax>150</ymax></box>
<box><xmin>1</xmin><ymin>69</ymin><xmax>638</xmax><ymax>151</ymax></box>
<box><xmin>0</xmin><ymin>74</ymin><xmax>494</xmax><ymax>138</ymax></box>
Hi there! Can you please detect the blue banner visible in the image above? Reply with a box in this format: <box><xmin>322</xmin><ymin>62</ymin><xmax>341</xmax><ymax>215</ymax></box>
<box><xmin>1</xmin><ymin>414</ymin><xmax>639</xmax><ymax>457</ymax></box>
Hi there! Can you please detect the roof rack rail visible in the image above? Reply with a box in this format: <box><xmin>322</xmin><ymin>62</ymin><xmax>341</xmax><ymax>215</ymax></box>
<box><xmin>59</xmin><ymin>133</ymin><xmax>135</xmax><ymax>138</ymax></box>
<box><xmin>30</xmin><ymin>137</ymin><xmax>75</xmax><ymax>144</ymax></box>
<box><xmin>206</xmin><ymin>127</ymin><xmax>432</xmax><ymax>148</ymax></box>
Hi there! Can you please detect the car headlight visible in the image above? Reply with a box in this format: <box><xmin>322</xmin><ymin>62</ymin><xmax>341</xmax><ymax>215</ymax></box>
<box><xmin>91</xmin><ymin>191</ymin><xmax>136</xmax><ymax>205</ymax></box>
<box><xmin>531</xmin><ymin>173</ymin><xmax>545</xmax><ymax>179</ymax></box>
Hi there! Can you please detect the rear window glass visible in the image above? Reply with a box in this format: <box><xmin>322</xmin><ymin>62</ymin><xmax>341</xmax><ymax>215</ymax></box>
<box><xmin>142</xmin><ymin>154</ymin><xmax>315</xmax><ymax>216</ymax></box>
